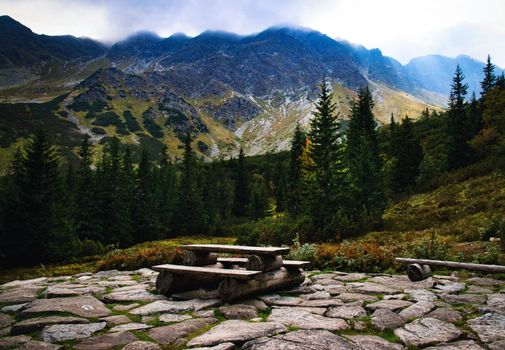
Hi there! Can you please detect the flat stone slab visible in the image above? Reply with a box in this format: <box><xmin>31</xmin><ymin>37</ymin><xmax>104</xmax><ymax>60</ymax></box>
<box><xmin>21</xmin><ymin>296</ymin><xmax>111</xmax><ymax>318</ymax></box>
<box><xmin>326</xmin><ymin>305</ymin><xmax>367</xmax><ymax>319</ymax></box>
<box><xmin>405</xmin><ymin>289</ymin><xmax>437</xmax><ymax>302</ymax></box>
<box><xmin>109</xmin><ymin>322</ymin><xmax>152</xmax><ymax>332</ymax></box>
<box><xmin>122</xmin><ymin>341</ymin><xmax>162</xmax><ymax>350</ymax></box>
<box><xmin>347</xmin><ymin>335</ymin><xmax>405</xmax><ymax>350</ymax></box>
<box><xmin>394</xmin><ymin>317</ymin><xmax>462</xmax><ymax>347</ymax></box>
<box><xmin>158</xmin><ymin>313</ymin><xmax>192</xmax><ymax>323</ymax></box>
<box><xmin>467</xmin><ymin>312</ymin><xmax>505</xmax><ymax>343</ymax></box>
<box><xmin>435</xmin><ymin>282</ymin><xmax>466</xmax><ymax>294</ymax></box>
<box><xmin>426</xmin><ymin>308</ymin><xmax>463</xmax><ymax>323</ymax></box>
<box><xmin>466</xmin><ymin>277</ymin><xmax>504</xmax><ymax>286</ymax></box>
<box><xmin>372</xmin><ymin>309</ymin><xmax>406</xmax><ymax>331</ymax></box>
<box><xmin>99</xmin><ymin>315</ymin><xmax>131</xmax><ymax>325</ymax></box>
<box><xmin>1</xmin><ymin>277</ymin><xmax>47</xmax><ymax>288</ymax></box>
<box><xmin>300</xmin><ymin>291</ymin><xmax>331</xmax><ymax>300</ymax></box>
<box><xmin>366</xmin><ymin>299</ymin><xmax>413</xmax><ymax>311</ymax></box>
<box><xmin>267</xmin><ymin>307</ymin><xmax>349</xmax><ymax>331</ymax></box>
<box><xmin>298</xmin><ymin>299</ymin><xmax>344</xmax><ymax>307</ymax></box>
<box><xmin>219</xmin><ymin>304</ymin><xmax>258</xmax><ymax>319</ymax></box>
<box><xmin>0</xmin><ymin>286</ymin><xmax>40</xmax><ymax>303</ymax></box>
<box><xmin>348</xmin><ymin>282</ymin><xmax>400</xmax><ymax>295</ymax></box>
<box><xmin>42</xmin><ymin>322</ymin><xmax>106</xmax><ymax>342</ymax></box>
<box><xmin>260</xmin><ymin>295</ymin><xmax>302</xmax><ymax>306</ymax></box>
<box><xmin>130</xmin><ymin>299</ymin><xmax>221</xmax><ymax>315</ymax></box>
<box><xmin>46</xmin><ymin>285</ymin><xmax>106</xmax><ymax>297</ymax></box>
<box><xmin>11</xmin><ymin>316</ymin><xmax>89</xmax><ymax>334</ymax></box>
<box><xmin>369</xmin><ymin>276</ymin><xmax>435</xmax><ymax>290</ymax></box>
<box><xmin>242</xmin><ymin>329</ymin><xmax>358</xmax><ymax>350</ymax></box>
<box><xmin>103</xmin><ymin>289</ymin><xmax>163</xmax><ymax>302</ymax></box>
<box><xmin>0</xmin><ymin>313</ymin><xmax>15</xmax><ymax>329</ymax></box>
<box><xmin>337</xmin><ymin>293</ymin><xmax>378</xmax><ymax>303</ymax></box>
<box><xmin>148</xmin><ymin>318</ymin><xmax>218</xmax><ymax>345</ymax></box>
<box><xmin>75</xmin><ymin>331</ymin><xmax>138</xmax><ymax>350</ymax></box>
<box><xmin>187</xmin><ymin>343</ymin><xmax>235</xmax><ymax>350</ymax></box>
<box><xmin>112</xmin><ymin>303</ymin><xmax>139</xmax><ymax>312</ymax></box>
<box><xmin>334</xmin><ymin>273</ymin><xmax>368</xmax><ymax>282</ymax></box>
<box><xmin>187</xmin><ymin>319</ymin><xmax>287</xmax><ymax>347</ymax></box>
<box><xmin>1</xmin><ymin>303</ymin><xmax>28</xmax><ymax>314</ymax></box>
<box><xmin>0</xmin><ymin>335</ymin><xmax>31</xmax><ymax>348</ymax></box>
<box><xmin>441</xmin><ymin>293</ymin><xmax>486</xmax><ymax>305</ymax></box>
<box><xmin>398</xmin><ymin>301</ymin><xmax>436</xmax><ymax>320</ymax></box>
<box><xmin>424</xmin><ymin>340</ymin><xmax>486</xmax><ymax>349</ymax></box>
<box><xmin>19</xmin><ymin>340</ymin><xmax>62</xmax><ymax>349</ymax></box>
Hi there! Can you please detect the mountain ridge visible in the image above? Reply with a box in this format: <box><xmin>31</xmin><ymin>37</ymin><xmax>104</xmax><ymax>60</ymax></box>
<box><xmin>0</xmin><ymin>16</ymin><xmax>497</xmax><ymax>164</ymax></box>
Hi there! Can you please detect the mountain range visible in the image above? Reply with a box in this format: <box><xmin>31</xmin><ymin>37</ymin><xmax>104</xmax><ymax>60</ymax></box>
<box><xmin>0</xmin><ymin>15</ymin><xmax>501</xmax><ymax>164</ymax></box>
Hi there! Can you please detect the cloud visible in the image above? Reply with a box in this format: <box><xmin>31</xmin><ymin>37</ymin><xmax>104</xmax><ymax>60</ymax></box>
<box><xmin>1</xmin><ymin>0</ymin><xmax>504</xmax><ymax>65</ymax></box>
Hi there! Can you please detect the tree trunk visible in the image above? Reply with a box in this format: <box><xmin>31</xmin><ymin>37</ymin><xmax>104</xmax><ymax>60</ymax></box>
<box><xmin>183</xmin><ymin>251</ymin><xmax>218</xmax><ymax>266</ymax></box>
<box><xmin>407</xmin><ymin>263</ymin><xmax>432</xmax><ymax>281</ymax></box>
<box><xmin>246</xmin><ymin>254</ymin><xmax>283</xmax><ymax>272</ymax></box>
<box><xmin>218</xmin><ymin>267</ymin><xmax>305</xmax><ymax>302</ymax></box>
<box><xmin>155</xmin><ymin>262</ymin><xmax>224</xmax><ymax>294</ymax></box>
<box><xmin>396</xmin><ymin>257</ymin><xmax>505</xmax><ymax>273</ymax></box>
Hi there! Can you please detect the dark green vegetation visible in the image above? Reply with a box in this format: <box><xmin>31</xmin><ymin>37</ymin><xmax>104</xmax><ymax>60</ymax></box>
<box><xmin>1</xmin><ymin>57</ymin><xmax>505</xmax><ymax>272</ymax></box>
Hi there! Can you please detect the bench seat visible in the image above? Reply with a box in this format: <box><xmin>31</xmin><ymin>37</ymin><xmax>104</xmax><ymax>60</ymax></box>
<box><xmin>216</xmin><ymin>257</ymin><xmax>310</xmax><ymax>269</ymax></box>
<box><xmin>152</xmin><ymin>264</ymin><xmax>261</xmax><ymax>280</ymax></box>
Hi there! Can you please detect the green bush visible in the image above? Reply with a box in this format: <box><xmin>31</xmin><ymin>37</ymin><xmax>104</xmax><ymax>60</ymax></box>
<box><xmin>80</xmin><ymin>239</ymin><xmax>105</xmax><ymax>257</ymax></box>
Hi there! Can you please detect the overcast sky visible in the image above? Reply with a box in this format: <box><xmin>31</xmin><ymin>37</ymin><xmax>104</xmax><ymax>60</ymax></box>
<box><xmin>1</xmin><ymin>0</ymin><xmax>504</xmax><ymax>66</ymax></box>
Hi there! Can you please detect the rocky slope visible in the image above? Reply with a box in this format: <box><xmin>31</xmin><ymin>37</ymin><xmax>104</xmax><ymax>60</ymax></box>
<box><xmin>0</xmin><ymin>269</ymin><xmax>504</xmax><ymax>349</ymax></box>
<box><xmin>2</xmin><ymin>16</ymin><xmax>497</xmax><ymax>161</ymax></box>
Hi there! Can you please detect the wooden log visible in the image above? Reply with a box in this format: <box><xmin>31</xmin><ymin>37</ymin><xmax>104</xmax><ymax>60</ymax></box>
<box><xmin>246</xmin><ymin>254</ymin><xmax>283</xmax><ymax>272</ymax></box>
<box><xmin>407</xmin><ymin>264</ymin><xmax>432</xmax><ymax>281</ymax></box>
<box><xmin>218</xmin><ymin>267</ymin><xmax>305</xmax><ymax>302</ymax></box>
<box><xmin>396</xmin><ymin>257</ymin><xmax>505</xmax><ymax>273</ymax></box>
<box><xmin>155</xmin><ymin>262</ymin><xmax>232</xmax><ymax>295</ymax></box>
<box><xmin>183</xmin><ymin>251</ymin><xmax>218</xmax><ymax>266</ymax></box>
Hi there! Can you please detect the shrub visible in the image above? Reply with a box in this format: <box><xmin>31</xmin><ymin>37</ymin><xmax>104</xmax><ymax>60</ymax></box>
<box><xmin>286</xmin><ymin>234</ymin><xmax>316</xmax><ymax>261</ymax></box>
<box><xmin>97</xmin><ymin>246</ymin><xmax>184</xmax><ymax>271</ymax></box>
<box><xmin>80</xmin><ymin>239</ymin><xmax>105</xmax><ymax>257</ymax></box>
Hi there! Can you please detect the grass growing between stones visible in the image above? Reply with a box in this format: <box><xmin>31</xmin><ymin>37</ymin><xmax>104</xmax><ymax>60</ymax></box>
<box><xmin>258</xmin><ymin>307</ymin><xmax>272</xmax><ymax>322</ymax></box>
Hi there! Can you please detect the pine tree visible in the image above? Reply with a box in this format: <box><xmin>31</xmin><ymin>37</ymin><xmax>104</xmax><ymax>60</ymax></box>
<box><xmin>95</xmin><ymin>137</ymin><xmax>132</xmax><ymax>247</ymax></box>
<box><xmin>176</xmin><ymin>133</ymin><xmax>207</xmax><ymax>234</ymax></box>
<box><xmin>155</xmin><ymin>145</ymin><xmax>177</xmax><ymax>237</ymax></box>
<box><xmin>233</xmin><ymin>147</ymin><xmax>250</xmax><ymax>217</ymax></box>
<box><xmin>447</xmin><ymin>65</ymin><xmax>470</xmax><ymax>169</ymax></box>
<box><xmin>467</xmin><ymin>92</ymin><xmax>483</xmax><ymax>140</ymax></box>
<box><xmin>390</xmin><ymin>116</ymin><xmax>423</xmax><ymax>193</ymax></box>
<box><xmin>308</xmin><ymin>79</ymin><xmax>345</xmax><ymax>239</ymax></box>
<box><xmin>347</xmin><ymin>86</ymin><xmax>386</xmax><ymax>228</ymax></box>
<box><xmin>481</xmin><ymin>55</ymin><xmax>496</xmax><ymax>96</ymax></box>
<box><xmin>76</xmin><ymin>135</ymin><xmax>101</xmax><ymax>242</ymax></box>
<box><xmin>274</xmin><ymin>159</ymin><xmax>288</xmax><ymax>212</ymax></box>
<box><xmin>132</xmin><ymin>148</ymin><xmax>159</xmax><ymax>242</ymax></box>
<box><xmin>250</xmin><ymin>175</ymin><xmax>269</xmax><ymax>219</ymax></box>
<box><xmin>287</xmin><ymin>123</ymin><xmax>307</xmax><ymax>215</ymax></box>
<box><xmin>2</xmin><ymin>129</ymin><xmax>79</xmax><ymax>265</ymax></box>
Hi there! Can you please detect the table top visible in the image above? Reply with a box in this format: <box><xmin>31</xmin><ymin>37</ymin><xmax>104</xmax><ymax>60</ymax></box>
<box><xmin>181</xmin><ymin>244</ymin><xmax>290</xmax><ymax>255</ymax></box>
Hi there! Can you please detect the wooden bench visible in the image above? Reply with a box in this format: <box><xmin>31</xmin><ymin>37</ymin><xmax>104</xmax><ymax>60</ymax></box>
<box><xmin>217</xmin><ymin>257</ymin><xmax>310</xmax><ymax>269</ymax></box>
<box><xmin>152</xmin><ymin>264</ymin><xmax>261</xmax><ymax>279</ymax></box>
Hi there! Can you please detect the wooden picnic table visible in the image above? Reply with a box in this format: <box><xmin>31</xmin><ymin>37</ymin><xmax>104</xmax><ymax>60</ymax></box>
<box><xmin>153</xmin><ymin>244</ymin><xmax>309</xmax><ymax>301</ymax></box>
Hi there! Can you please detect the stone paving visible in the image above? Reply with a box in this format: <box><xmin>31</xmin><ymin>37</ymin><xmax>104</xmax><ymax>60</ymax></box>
<box><xmin>0</xmin><ymin>269</ymin><xmax>504</xmax><ymax>349</ymax></box>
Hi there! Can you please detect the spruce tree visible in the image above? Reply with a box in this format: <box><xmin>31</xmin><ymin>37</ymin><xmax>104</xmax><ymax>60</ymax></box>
<box><xmin>347</xmin><ymin>86</ymin><xmax>386</xmax><ymax>228</ymax></box>
<box><xmin>233</xmin><ymin>147</ymin><xmax>250</xmax><ymax>217</ymax></box>
<box><xmin>287</xmin><ymin>123</ymin><xmax>307</xmax><ymax>215</ymax></box>
<box><xmin>274</xmin><ymin>159</ymin><xmax>288</xmax><ymax>212</ymax></box>
<box><xmin>155</xmin><ymin>145</ymin><xmax>177</xmax><ymax>236</ymax></box>
<box><xmin>2</xmin><ymin>129</ymin><xmax>79</xmax><ymax>265</ymax></box>
<box><xmin>481</xmin><ymin>55</ymin><xmax>496</xmax><ymax>96</ymax></box>
<box><xmin>447</xmin><ymin>65</ymin><xmax>470</xmax><ymax>169</ymax></box>
<box><xmin>95</xmin><ymin>137</ymin><xmax>132</xmax><ymax>247</ymax></box>
<box><xmin>308</xmin><ymin>79</ymin><xmax>345</xmax><ymax>239</ymax></box>
<box><xmin>132</xmin><ymin>148</ymin><xmax>159</xmax><ymax>242</ymax></box>
<box><xmin>390</xmin><ymin>116</ymin><xmax>423</xmax><ymax>193</ymax></box>
<box><xmin>176</xmin><ymin>133</ymin><xmax>207</xmax><ymax>234</ymax></box>
<box><xmin>76</xmin><ymin>135</ymin><xmax>101</xmax><ymax>242</ymax></box>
